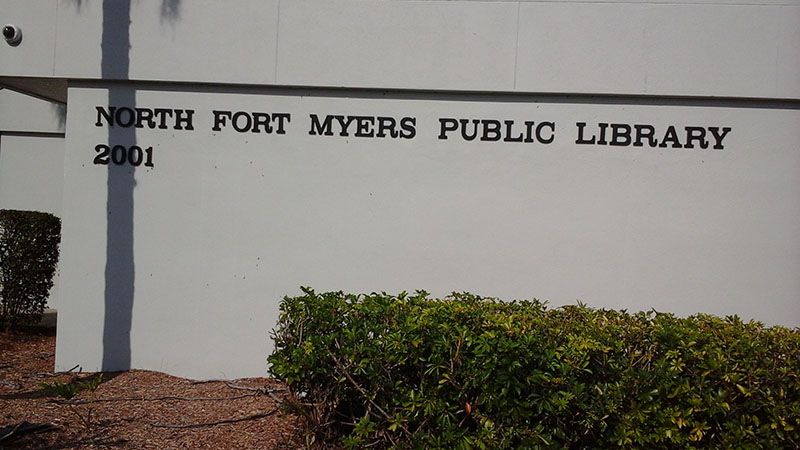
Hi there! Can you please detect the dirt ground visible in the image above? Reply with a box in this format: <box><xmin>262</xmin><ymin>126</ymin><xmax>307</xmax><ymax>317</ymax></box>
<box><xmin>0</xmin><ymin>327</ymin><xmax>305</xmax><ymax>449</ymax></box>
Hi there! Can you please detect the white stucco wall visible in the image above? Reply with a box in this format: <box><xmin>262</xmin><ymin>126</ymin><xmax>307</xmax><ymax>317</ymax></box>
<box><xmin>0</xmin><ymin>134</ymin><xmax>64</xmax><ymax>309</ymax></box>
<box><xmin>0</xmin><ymin>133</ymin><xmax>64</xmax><ymax>215</ymax></box>
<box><xmin>0</xmin><ymin>89</ymin><xmax>65</xmax><ymax>308</ymax></box>
<box><xmin>1</xmin><ymin>0</ymin><xmax>797</xmax><ymax>379</ymax></box>
<box><xmin>0</xmin><ymin>88</ymin><xmax>65</xmax><ymax>133</ymax></box>
<box><xmin>55</xmin><ymin>84</ymin><xmax>800</xmax><ymax>379</ymax></box>
<box><xmin>1</xmin><ymin>0</ymin><xmax>798</xmax><ymax>98</ymax></box>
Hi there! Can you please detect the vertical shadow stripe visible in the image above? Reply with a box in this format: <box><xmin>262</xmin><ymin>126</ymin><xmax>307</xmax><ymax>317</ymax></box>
<box><xmin>101</xmin><ymin>0</ymin><xmax>136</xmax><ymax>371</ymax></box>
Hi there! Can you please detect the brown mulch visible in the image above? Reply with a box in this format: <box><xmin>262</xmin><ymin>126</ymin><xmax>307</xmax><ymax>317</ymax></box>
<box><xmin>0</xmin><ymin>328</ymin><xmax>305</xmax><ymax>449</ymax></box>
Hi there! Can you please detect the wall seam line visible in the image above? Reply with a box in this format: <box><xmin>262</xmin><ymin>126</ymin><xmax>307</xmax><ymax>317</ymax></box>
<box><xmin>513</xmin><ymin>1</ymin><xmax>521</xmax><ymax>90</ymax></box>
<box><xmin>274</xmin><ymin>0</ymin><xmax>281</xmax><ymax>84</ymax></box>
<box><xmin>52</xmin><ymin>1</ymin><xmax>60</xmax><ymax>76</ymax></box>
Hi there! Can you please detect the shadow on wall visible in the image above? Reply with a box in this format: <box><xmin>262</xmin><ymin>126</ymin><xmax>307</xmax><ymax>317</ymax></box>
<box><xmin>160</xmin><ymin>0</ymin><xmax>181</xmax><ymax>25</ymax></box>
<box><xmin>50</xmin><ymin>103</ymin><xmax>66</xmax><ymax>132</ymax></box>
<box><xmin>63</xmin><ymin>0</ymin><xmax>182</xmax><ymax>371</ymax></box>
<box><xmin>66</xmin><ymin>0</ymin><xmax>182</xmax><ymax>21</ymax></box>
<box><xmin>101</xmin><ymin>0</ymin><xmax>135</xmax><ymax>371</ymax></box>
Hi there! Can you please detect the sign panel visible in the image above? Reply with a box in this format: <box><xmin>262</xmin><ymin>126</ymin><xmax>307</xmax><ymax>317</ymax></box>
<box><xmin>57</xmin><ymin>85</ymin><xmax>800</xmax><ymax>378</ymax></box>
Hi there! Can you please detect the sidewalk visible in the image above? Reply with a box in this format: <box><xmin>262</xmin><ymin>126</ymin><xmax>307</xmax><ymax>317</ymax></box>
<box><xmin>36</xmin><ymin>309</ymin><xmax>57</xmax><ymax>329</ymax></box>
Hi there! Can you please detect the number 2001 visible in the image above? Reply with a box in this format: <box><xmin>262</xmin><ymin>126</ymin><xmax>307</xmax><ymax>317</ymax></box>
<box><xmin>94</xmin><ymin>144</ymin><xmax>154</xmax><ymax>167</ymax></box>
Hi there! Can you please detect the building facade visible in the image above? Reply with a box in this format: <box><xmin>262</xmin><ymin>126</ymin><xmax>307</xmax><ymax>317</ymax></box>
<box><xmin>1</xmin><ymin>0</ymin><xmax>798</xmax><ymax>378</ymax></box>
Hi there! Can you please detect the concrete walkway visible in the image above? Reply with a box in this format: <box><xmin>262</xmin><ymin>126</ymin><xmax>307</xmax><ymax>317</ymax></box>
<box><xmin>36</xmin><ymin>308</ymin><xmax>57</xmax><ymax>328</ymax></box>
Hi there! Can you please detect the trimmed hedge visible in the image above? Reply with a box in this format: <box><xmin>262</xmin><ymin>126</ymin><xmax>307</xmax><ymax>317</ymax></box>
<box><xmin>0</xmin><ymin>209</ymin><xmax>61</xmax><ymax>330</ymax></box>
<box><xmin>269</xmin><ymin>288</ymin><xmax>800</xmax><ymax>449</ymax></box>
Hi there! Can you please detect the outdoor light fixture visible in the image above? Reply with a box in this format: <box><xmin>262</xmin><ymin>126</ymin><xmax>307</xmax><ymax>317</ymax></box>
<box><xmin>3</xmin><ymin>24</ymin><xmax>22</xmax><ymax>46</ymax></box>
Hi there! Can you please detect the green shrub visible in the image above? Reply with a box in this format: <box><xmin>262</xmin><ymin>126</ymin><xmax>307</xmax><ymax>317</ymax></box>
<box><xmin>40</xmin><ymin>374</ymin><xmax>103</xmax><ymax>432</ymax></box>
<box><xmin>0</xmin><ymin>209</ymin><xmax>61</xmax><ymax>330</ymax></box>
<box><xmin>269</xmin><ymin>288</ymin><xmax>800</xmax><ymax>449</ymax></box>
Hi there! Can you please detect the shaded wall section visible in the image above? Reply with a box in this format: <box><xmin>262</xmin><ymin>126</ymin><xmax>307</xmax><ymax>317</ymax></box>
<box><xmin>100</xmin><ymin>0</ymin><xmax>136</xmax><ymax>371</ymax></box>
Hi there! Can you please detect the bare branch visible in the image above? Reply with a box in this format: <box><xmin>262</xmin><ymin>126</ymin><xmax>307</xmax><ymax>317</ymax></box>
<box><xmin>29</xmin><ymin>364</ymin><xmax>80</xmax><ymax>379</ymax></box>
<box><xmin>226</xmin><ymin>383</ymin><xmax>287</xmax><ymax>404</ymax></box>
<box><xmin>0</xmin><ymin>380</ymin><xmax>22</xmax><ymax>390</ymax></box>
<box><xmin>189</xmin><ymin>378</ymin><xmax>230</xmax><ymax>384</ymax></box>
<box><xmin>149</xmin><ymin>408</ymin><xmax>280</xmax><ymax>429</ymax></box>
<box><xmin>58</xmin><ymin>392</ymin><xmax>258</xmax><ymax>405</ymax></box>
<box><xmin>326</xmin><ymin>345</ymin><xmax>410</xmax><ymax>436</ymax></box>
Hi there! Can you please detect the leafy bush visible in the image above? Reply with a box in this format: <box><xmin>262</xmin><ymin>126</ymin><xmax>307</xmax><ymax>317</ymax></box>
<box><xmin>0</xmin><ymin>209</ymin><xmax>61</xmax><ymax>330</ymax></box>
<box><xmin>269</xmin><ymin>288</ymin><xmax>800</xmax><ymax>449</ymax></box>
